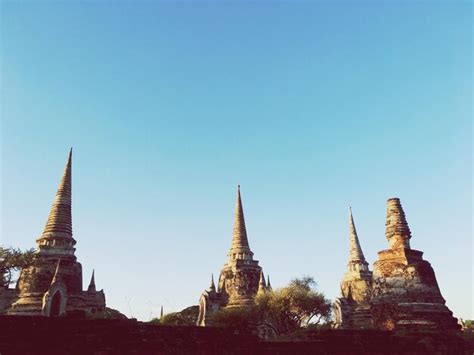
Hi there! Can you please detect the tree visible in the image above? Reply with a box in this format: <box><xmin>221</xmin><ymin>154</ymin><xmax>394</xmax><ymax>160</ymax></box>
<box><xmin>210</xmin><ymin>306</ymin><xmax>257</xmax><ymax>332</ymax></box>
<box><xmin>87</xmin><ymin>307</ymin><xmax>128</xmax><ymax>320</ymax></box>
<box><xmin>0</xmin><ymin>247</ymin><xmax>36</xmax><ymax>288</ymax></box>
<box><xmin>210</xmin><ymin>276</ymin><xmax>332</xmax><ymax>337</ymax></box>
<box><xmin>460</xmin><ymin>319</ymin><xmax>474</xmax><ymax>330</ymax></box>
<box><xmin>255</xmin><ymin>276</ymin><xmax>331</xmax><ymax>336</ymax></box>
<box><xmin>155</xmin><ymin>306</ymin><xmax>199</xmax><ymax>326</ymax></box>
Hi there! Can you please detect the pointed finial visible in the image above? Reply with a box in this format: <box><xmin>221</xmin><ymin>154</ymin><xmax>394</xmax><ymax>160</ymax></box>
<box><xmin>267</xmin><ymin>274</ymin><xmax>272</xmax><ymax>291</ymax></box>
<box><xmin>229</xmin><ymin>185</ymin><xmax>253</xmax><ymax>258</ymax></box>
<box><xmin>51</xmin><ymin>259</ymin><xmax>62</xmax><ymax>284</ymax></box>
<box><xmin>40</xmin><ymin>149</ymin><xmax>74</xmax><ymax>240</ymax></box>
<box><xmin>385</xmin><ymin>198</ymin><xmax>411</xmax><ymax>249</ymax></box>
<box><xmin>348</xmin><ymin>207</ymin><xmax>366</xmax><ymax>262</ymax></box>
<box><xmin>209</xmin><ymin>273</ymin><xmax>216</xmax><ymax>292</ymax></box>
<box><xmin>257</xmin><ymin>270</ymin><xmax>267</xmax><ymax>294</ymax></box>
<box><xmin>87</xmin><ymin>269</ymin><xmax>96</xmax><ymax>292</ymax></box>
<box><xmin>160</xmin><ymin>305</ymin><xmax>164</xmax><ymax>319</ymax></box>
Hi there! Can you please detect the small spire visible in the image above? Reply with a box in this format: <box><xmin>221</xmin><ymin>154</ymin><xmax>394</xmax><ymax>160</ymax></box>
<box><xmin>209</xmin><ymin>273</ymin><xmax>216</xmax><ymax>292</ymax></box>
<box><xmin>40</xmin><ymin>149</ymin><xmax>73</xmax><ymax>240</ymax></box>
<box><xmin>87</xmin><ymin>269</ymin><xmax>96</xmax><ymax>292</ymax></box>
<box><xmin>229</xmin><ymin>185</ymin><xmax>253</xmax><ymax>258</ymax></box>
<box><xmin>385</xmin><ymin>198</ymin><xmax>411</xmax><ymax>249</ymax></box>
<box><xmin>348</xmin><ymin>207</ymin><xmax>366</xmax><ymax>262</ymax></box>
<box><xmin>160</xmin><ymin>305</ymin><xmax>164</xmax><ymax>319</ymax></box>
<box><xmin>266</xmin><ymin>274</ymin><xmax>272</xmax><ymax>291</ymax></box>
<box><xmin>257</xmin><ymin>270</ymin><xmax>267</xmax><ymax>294</ymax></box>
<box><xmin>51</xmin><ymin>259</ymin><xmax>62</xmax><ymax>284</ymax></box>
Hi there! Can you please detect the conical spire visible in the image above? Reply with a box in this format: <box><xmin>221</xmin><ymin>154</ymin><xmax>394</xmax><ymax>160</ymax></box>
<box><xmin>228</xmin><ymin>185</ymin><xmax>253</xmax><ymax>259</ymax></box>
<box><xmin>257</xmin><ymin>270</ymin><xmax>267</xmax><ymax>294</ymax></box>
<box><xmin>348</xmin><ymin>207</ymin><xmax>366</xmax><ymax>263</ymax></box>
<box><xmin>87</xmin><ymin>269</ymin><xmax>96</xmax><ymax>292</ymax></box>
<box><xmin>385</xmin><ymin>198</ymin><xmax>411</xmax><ymax>249</ymax></box>
<box><xmin>51</xmin><ymin>259</ymin><xmax>62</xmax><ymax>284</ymax></box>
<box><xmin>208</xmin><ymin>274</ymin><xmax>216</xmax><ymax>292</ymax></box>
<box><xmin>160</xmin><ymin>305</ymin><xmax>164</xmax><ymax>319</ymax></box>
<box><xmin>267</xmin><ymin>275</ymin><xmax>272</xmax><ymax>291</ymax></box>
<box><xmin>41</xmin><ymin>149</ymin><xmax>73</xmax><ymax>240</ymax></box>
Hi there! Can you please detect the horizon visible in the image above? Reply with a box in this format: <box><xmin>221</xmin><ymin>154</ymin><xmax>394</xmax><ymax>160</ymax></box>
<box><xmin>1</xmin><ymin>1</ymin><xmax>472</xmax><ymax>322</ymax></box>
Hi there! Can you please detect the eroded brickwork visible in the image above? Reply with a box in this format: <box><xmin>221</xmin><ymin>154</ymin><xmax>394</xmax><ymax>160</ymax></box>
<box><xmin>197</xmin><ymin>186</ymin><xmax>267</xmax><ymax>325</ymax></box>
<box><xmin>335</xmin><ymin>199</ymin><xmax>459</xmax><ymax>333</ymax></box>
<box><xmin>3</xmin><ymin>150</ymin><xmax>106</xmax><ymax>317</ymax></box>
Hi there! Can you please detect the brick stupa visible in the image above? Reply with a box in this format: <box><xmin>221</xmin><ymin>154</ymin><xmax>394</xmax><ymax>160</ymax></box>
<box><xmin>371</xmin><ymin>198</ymin><xmax>459</xmax><ymax>332</ymax></box>
<box><xmin>333</xmin><ymin>208</ymin><xmax>373</xmax><ymax>328</ymax></box>
<box><xmin>5</xmin><ymin>150</ymin><xmax>105</xmax><ymax>317</ymax></box>
<box><xmin>197</xmin><ymin>186</ymin><xmax>268</xmax><ymax>326</ymax></box>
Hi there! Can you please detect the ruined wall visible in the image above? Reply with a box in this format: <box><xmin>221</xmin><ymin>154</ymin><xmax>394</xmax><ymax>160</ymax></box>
<box><xmin>0</xmin><ymin>316</ymin><xmax>469</xmax><ymax>354</ymax></box>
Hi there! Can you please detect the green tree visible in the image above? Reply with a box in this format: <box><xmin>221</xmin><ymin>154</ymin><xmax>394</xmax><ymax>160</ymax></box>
<box><xmin>87</xmin><ymin>307</ymin><xmax>128</xmax><ymax>320</ymax></box>
<box><xmin>255</xmin><ymin>276</ymin><xmax>331</xmax><ymax>335</ymax></box>
<box><xmin>0</xmin><ymin>246</ymin><xmax>36</xmax><ymax>288</ymax></box>
<box><xmin>210</xmin><ymin>306</ymin><xmax>257</xmax><ymax>332</ymax></box>
<box><xmin>156</xmin><ymin>306</ymin><xmax>199</xmax><ymax>326</ymax></box>
<box><xmin>460</xmin><ymin>319</ymin><xmax>474</xmax><ymax>330</ymax></box>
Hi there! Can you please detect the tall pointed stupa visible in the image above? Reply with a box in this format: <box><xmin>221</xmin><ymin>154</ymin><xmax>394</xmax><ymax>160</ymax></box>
<box><xmin>219</xmin><ymin>186</ymin><xmax>262</xmax><ymax>306</ymax></box>
<box><xmin>371</xmin><ymin>198</ymin><xmax>459</xmax><ymax>332</ymax></box>
<box><xmin>333</xmin><ymin>207</ymin><xmax>373</xmax><ymax>328</ymax></box>
<box><xmin>7</xmin><ymin>150</ymin><xmax>106</xmax><ymax>317</ymax></box>
<box><xmin>197</xmin><ymin>186</ymin><xmax>265</xmax><ymax>326</ymax></box>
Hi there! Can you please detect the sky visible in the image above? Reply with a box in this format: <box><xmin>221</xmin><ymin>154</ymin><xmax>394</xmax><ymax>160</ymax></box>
<box><xmin>0</xmin><ymin>1</ymin><xmax>472</xmax><ymax>322</ymax></box>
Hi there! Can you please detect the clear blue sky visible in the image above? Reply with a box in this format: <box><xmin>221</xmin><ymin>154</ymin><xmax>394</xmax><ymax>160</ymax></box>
<box><xmin>1</xmin><ymin>1</ymin><xmax>472</xmax><ymax>321</ymax></box>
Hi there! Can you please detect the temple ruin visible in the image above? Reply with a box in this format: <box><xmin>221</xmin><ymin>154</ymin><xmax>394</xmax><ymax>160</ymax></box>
<box><xmin>197</xmin><ymin>186</ymin><xmax>269</xmax><ymax>326</ymax></box>
<box><xmin>334</xmin><ymin>198</ymin><xmax>460</xmax><ymax>332</ymax></box>
<box><xmin>0</xmin><ymin>149</ymin><xmax>105</xmax><ymax>317</ymax></box>
<box><xmin>333</xmin><ymin>208</ymin><xmax>373</xmax><ymax>328</ymax></box>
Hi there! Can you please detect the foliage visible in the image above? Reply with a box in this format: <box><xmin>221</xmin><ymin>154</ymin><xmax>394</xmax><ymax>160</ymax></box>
<box><xmin>210</xmin><ymin>276</ymin><xmax>332</xmax><ymax>337</ymax></box>
<box><xmin>254</xmin><ymin>276</ymin><xmax>331</xmax><ymax>336</ymax></box>
<box><xmin>210</xmin><ymin>306</ymin><xmax>257</xmax><ymax>332</ymax></box>
<box><xmin>149</xmin><ymin>317</ymin><xmax>161</xmax><ymax>324</ymax></box>
<box><xmin>158</xmin><ymin>306</ymin><xmax>199</xmax><ymax>326</ymax></box>
<box><xmin>87</xmin><ymin>307</ymin><xmax>128</xmax><ymax>320</ymax></box>
<box><xmin>460</xmin><ymin>319</ymin><xmax>474</xmax><ymax>348</ymax></box>
<box><xmin>0</xmin><ymin>246</ymin><xmax>36</xmax><ymax>288</ymax></box>
<box><xmin>460</xmin><ymin>319</ymin><xmax>474</xmax><ymax>330</ymax></box>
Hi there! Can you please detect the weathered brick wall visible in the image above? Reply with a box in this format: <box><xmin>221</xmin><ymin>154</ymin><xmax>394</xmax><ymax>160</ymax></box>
<box><xmin>0</xmin><ymin>316</ymin><xmax>469</xmax><ymax>354</ymax></box>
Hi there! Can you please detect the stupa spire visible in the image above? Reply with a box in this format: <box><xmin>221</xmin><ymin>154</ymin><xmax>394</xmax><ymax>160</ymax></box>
<box><xmin>209</xmin><ymin>274</ymin><xmax>216</xmax><ymax>292</ymax></box>
<box><xmin>228</xmin><ymin>185</ymin><xmax>253</xmax><ymax>259</ymax></box>
<box><xmin>257</xmin><ymin>271</ymin><xmax>267</xmax><ymax>294</ymax></box>
<box><xmin>348</xmin><ymin>207</ymin><xmax>366</xmax><ymax>263</ymax></box>
<box><xmin>41</xmin><ymin>149</ymin><xmax>73</xmax><ymax>240</ymax></box>
<box><xmin>87</xmin><ymin>269</ymin><xmax>96</xmax><ymax>292</ymax></box>
<box><xmin>385</xmin><ymin>198</ymin><xmax>411</xmax><ymax>249</ymax></box>
<box><xmin>267</xmin><ymin>275</ymin><xmax>272</xmax><ymax>291</ymax></box>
